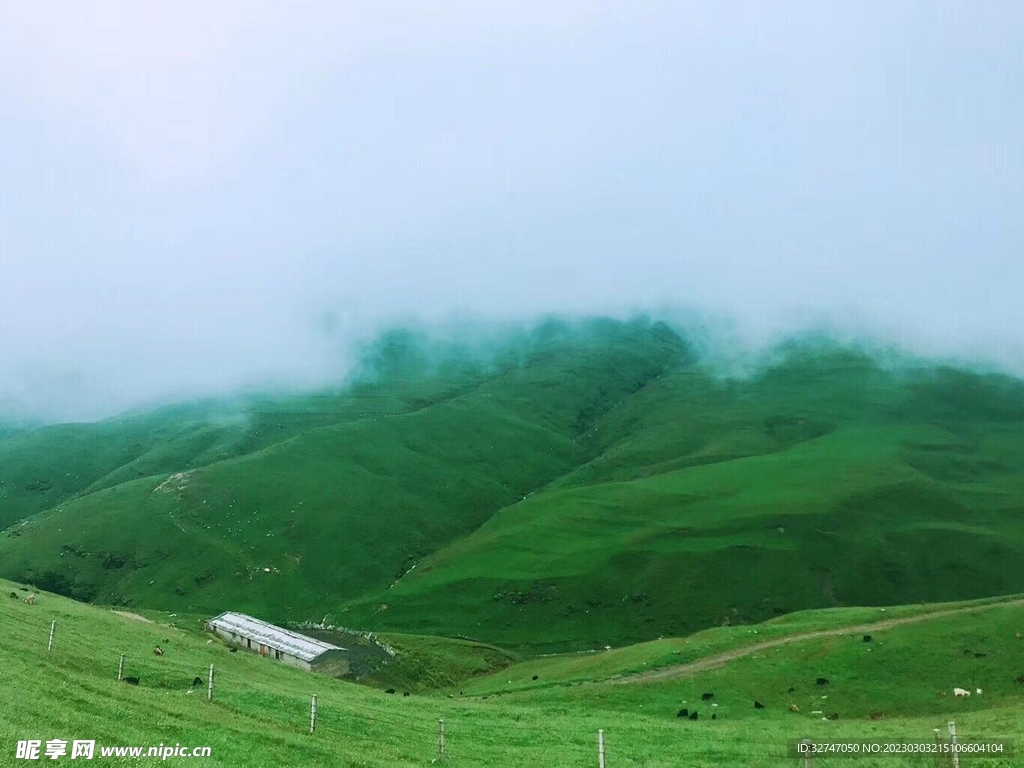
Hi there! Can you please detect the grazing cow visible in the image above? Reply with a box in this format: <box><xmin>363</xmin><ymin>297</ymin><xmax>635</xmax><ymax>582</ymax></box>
<box><xmin>815</xmin><ymin>677</ymin><xmax>829</xmax><ymax>686</ymax></box>
<box><xmin>1015</xmin><ymin>675</ymin><xmax>1024</xmax><ymax>684</ymax></box>
<box><xmin>385</xmin><ymin>688</ymin><xmax>396</xmax><ymax>694</ymax></box>
<box><xmin>677</xmin><ymin>708</ymin><xmax>688</xmax><ymax>718</ymax></box>
<box><xmin>123</xmin><ymin>677</ymin><xmax>140</xmax><ymax>686</ymax></box>
<box><xmin>229</xmin><ymin>647</ymin><xmax>237</xmax><ymax>653</ymax></box>
<box><xmin>862</xmin><ymin>635</ymin><xmax>872</xmax><ymax>643</ymax></box>
<box><xmin>532</xmin><ymin>675</ymin><xmax>539</xmax><ymax>680</ymax></box>
<box><xmin>9</xmin><ymin>591</ymin><xmax>18</xmax><ymax>599</ymax></box>
<box><xmin>711</xmin><ymin>713</ymin><xmax>717</xmax><ymax>720</ymax></box>
<box><xmin>974</xmin><ymin>652</ymin><xmax>987</xmax><ymax>658</ymax></box>
<box><xmin>953</xmin><ymin>687</ymin><xmax>970</xmax><ymax>697</ymax></box>
<box><xmin>688</xmin><ymin>712</ymin><xmax>698</xmax><ymax>721</ymax></box>
<box><xmin>701</xmin><ymin>692</ymin><xmax>714</xmax><ymax>701</ymax></box>
<box><xmin>153</xmin><ymin>646</ymin><xmax>164</xmax><ymax>657</ymax></box>
<box><xmin>191</xmin><ymin>677</ymin><xmax>203</xmax><ymax>687</ymax></box>
<box><xmin>206</xmin><ymin>639</ymin><xmax>213</xmax><ymax>645</ymax></box>
<box><xmin>787</xmin><ymin>686</ymin><xmax>796</xmax><ymax>693</ymax></box>
<box><xmin>403</xmin><ymin>692</ymin><xmax>410</xmax><ymax>697</ymax></box>
<box><xmin>754</xmin><ymin>701</ymin><xmax>765</xmax><ymax>709</ymax></box>
<box><xmin>829</xmin><ymin>713</ymin><xmax>839</xmax><ymax>720</ymax></box>
<box><xmin>24</xmin><ymin>593</ymin><xmax>36</xmax><ymax>605</ymax></box>
<box><xmin>788</xmin><ymin>703</ymin><xmax>800</xmax><ymax>713</ymax></box>
<box><xmin>976</xmin><ymin>688</ymin><xmax>983</xmax><ymax>695</ymax></box>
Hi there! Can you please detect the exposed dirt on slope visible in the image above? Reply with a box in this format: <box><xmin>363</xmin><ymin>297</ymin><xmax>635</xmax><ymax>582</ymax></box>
<box><xmin>611</xmin><ymin>597</ymin><xmax>1024</xmax><ymax>684</ymax></box>
<box><xmin>110</xmin><ymin>609</ymin><xmax>154</xmax><ymax>624</ymax></box>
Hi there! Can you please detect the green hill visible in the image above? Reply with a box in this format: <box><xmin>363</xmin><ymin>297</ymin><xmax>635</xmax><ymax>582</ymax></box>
<box><xmin>0</xmin><ymin>318</ymin><xmax>685</xmax><ymax>621</ymax></box>
<box><xmin>3</xmin><ymin>317</ymin><xmax>1024</xmax><ymax>653</ymax></box>
<box><xmin>340</xmin><ymin>347</ymin><xmax>1024</xmax><ymax>650</ymax></box>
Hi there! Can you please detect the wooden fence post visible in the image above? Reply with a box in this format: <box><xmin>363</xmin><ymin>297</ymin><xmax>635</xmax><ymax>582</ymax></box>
<box><xmin>310</xmin><ymin>695</ymin><xmax>317</xmax><ymax>734</ymax></box>
<box><xmin>207</xmin><ymin>664</ymin><xmax>215</xmax><ymax>702</ymax></box>
<box><xmin>598</xmin><ymin>729</ymin><xmax>605</xmax><ymax>768</ymax></box>
<box><xmin>948</xmin><ymin>721</ymin><xmax>959</xmax><ymax>768</ymax></box>
<box><xmin>117</xmin><ymin>654</ymin><xmax>125</xmax><ymax>682</ymax></box>
<box><xmin>47</xmin><ymin>620</ymin><xmax>55</xmax><ymax>653</ymax></box>
<box><xmin>438</xmin><ymin>718</ymin><xmax>445</xmax><ymax>761</ymax></box>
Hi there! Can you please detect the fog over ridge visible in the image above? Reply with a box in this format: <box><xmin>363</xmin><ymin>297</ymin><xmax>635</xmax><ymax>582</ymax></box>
<box><xmin>1</xmin><ymin>2</ymin><xmax>1021</xmax><ymax>422</ymax></box>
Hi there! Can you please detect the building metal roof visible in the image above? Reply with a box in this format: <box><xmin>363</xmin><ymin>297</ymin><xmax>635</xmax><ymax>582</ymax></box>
<box><xmin>207</xmin><ymin>612</ymin><xmax>345</xmax><ymax>662</ymax></box>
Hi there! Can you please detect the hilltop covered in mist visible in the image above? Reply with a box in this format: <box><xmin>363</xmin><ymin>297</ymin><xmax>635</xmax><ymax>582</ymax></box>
<box><xmin>3</xmin><ymin>317</ymin><xmax>1024</xmax><ymax>651</ymax></box>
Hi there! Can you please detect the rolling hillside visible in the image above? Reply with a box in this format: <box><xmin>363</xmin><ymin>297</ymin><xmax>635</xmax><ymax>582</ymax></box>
<box><xmin>0</xmin><ymin>318</ymin><xmax>685</xmax><ymax>620</ymax></box>
<box><xmin>3</xmin><ymin>317</ymin><xmax>1024</xmax><ymax>652</ymax></box>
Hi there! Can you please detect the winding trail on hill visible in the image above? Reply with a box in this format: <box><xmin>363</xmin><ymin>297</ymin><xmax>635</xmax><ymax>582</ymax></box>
<box><xmin>611</xmin><ymin>597</ymin><xmax>1024</xmax><ymax>685</ymax></box>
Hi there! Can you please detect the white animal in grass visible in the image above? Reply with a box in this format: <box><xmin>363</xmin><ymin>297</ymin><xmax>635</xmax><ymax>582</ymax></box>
<box><xmin>953</xmin><ymin>687</ymin><xmax>970</xmax><ymax>697</ymax></box>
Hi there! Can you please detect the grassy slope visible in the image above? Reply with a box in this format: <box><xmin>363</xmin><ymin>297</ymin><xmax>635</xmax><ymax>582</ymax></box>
<box><xmin>342</xmin><ymin>351</ymin><xmax>1024</xmax><ymax>650</ymax></box>
<box><xmin>2</xmin><ymin>580</ymin><xmax>1021</xmax><ymax>767</ymax></box>
<box><xmin>5</xmin><ymin>322</ymin><xmax>1024</xmax><ymax>653</ymax></box>
<box><xmin>0</xmin><ymin>386</ymin><xmax>440</xmax><ymax>531</ymax></box>
<box><xmin>0</xmin><ymin>318</ymin><xmax>684</xmax><ymax>622</ymax></box>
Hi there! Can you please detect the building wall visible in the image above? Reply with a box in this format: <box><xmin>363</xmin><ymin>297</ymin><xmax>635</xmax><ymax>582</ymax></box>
<box><xmin>206</xmin><ymin>624</ymin><xmax>312</xmax><ymax>672</ymax></box>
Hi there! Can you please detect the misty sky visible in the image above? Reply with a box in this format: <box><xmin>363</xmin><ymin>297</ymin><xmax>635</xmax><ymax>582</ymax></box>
<box><xmin>1</xmin><ymin>2</ymin><xmax>1022</xmax><ymax>421</ymax></box>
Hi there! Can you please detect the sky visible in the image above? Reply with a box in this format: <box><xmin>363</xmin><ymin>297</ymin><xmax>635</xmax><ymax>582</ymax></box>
<box><xmin>1</xmin><ymin>2</ymin><xmax>1022</xmax><ymax>422</ymax></box>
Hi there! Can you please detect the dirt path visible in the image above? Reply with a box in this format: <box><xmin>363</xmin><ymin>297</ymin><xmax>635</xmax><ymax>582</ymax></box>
<box><xmin>110</xmin><ymin>610</ymin><xmax>154</xmax><ymax>624</ymax></box>
<box><xmin>612</xmin><ymin>598</ymin><xmax>1024</xmax><ymax>685</ymax></box>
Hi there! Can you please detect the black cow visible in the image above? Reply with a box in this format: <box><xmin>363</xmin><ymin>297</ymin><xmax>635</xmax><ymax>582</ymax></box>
<box><xmin>754</xmin><ymin>701</ymin><xmax>765</xmax><ymax>709</ymax></box>
<box><xmin>688</xmin><ymin>712</ymin><xmax>698</xmax><ymax>721</ymax></box>
<box><xmin>816</xmin><ymin>677</ymin><xmax>829</xmax><ymax>686</ymax></box>
<box><xmin>829</xmin><ymin>713</ymin><xmax>839</xmax><ymax>720</ymax></box>
<box><xmin>532</xmin><ymin>675</ymin><xmax>539</xmax><ymax>681</ymax></box>
<box><xmin>123</xmin><ymin>677</ymin><xmax>140</xmax><ymax>686</ymax></box>
<box><xmin>701</xmin><ymin>692</ymin><xmax>714</xmax><ymax>701</ymax></box>
<box><xmin>788</xmin><ymin>686</ymin><xmax>796</xmax><ymax>693</ymax></box>
<box><xmin>711</xmin><ymin>713</ymin><xmax>717</xmax><ymax>720</ymax></box>
<box><xmin>403</xmin><ymin>692</ymin><xmax>410</xmax><ymax>697</ymax></box>
<box><xmin>191</xmin><ymin>677</ymin><xmax>203</xmax><ymax>687</ymax></box>
<box><xmin>863</xmin><ymin>635</ymin><xmax>872</xmax><ymax>643</ymax></box>
<box><xmin>677</xmin><ymin>708</ymin><xmax>688</xmax><ymax>718</ymax></box>
<box><xmin>385</xmin><ymin>688</ymin><xmax>396</xmax><ymax>694</ymax></box>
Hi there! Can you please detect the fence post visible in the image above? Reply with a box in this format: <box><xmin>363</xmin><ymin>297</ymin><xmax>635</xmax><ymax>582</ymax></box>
<box><xmin>802</xmin><ymin>737</ymin><xmax>814</xmax><ymax>768</ymax></box>
<box><xmin>948</xmin><ymin>721</ymin><xmax>959</xmax><ymax>768</ymax></box>
<box><xmin>438</xmin><ymin>718</ymin><xmax>445</xmax><ymax>761</ymax></box>
<box><xmin>598</xmin><ymin>729</ymin><xmax>605</xmax><ymax>768</ymax></box>
<box><xmin>207</xmin><ymin>664</ymin><xmax>215</xmax><ymax>702</ymax></box>
<box><xmin>117</xmin><ymin>654</ymin><xmax>125</xmax><ymax>682</ymax></box>
<box><xmin>310</xmin><ymin>695</ymin><xmax>317</xmax><ymax>734</ymax></box>
<box><xmin>47</xmin><ymin>620</ymin><xmax>55</xmax><ymax>653</ymax></box>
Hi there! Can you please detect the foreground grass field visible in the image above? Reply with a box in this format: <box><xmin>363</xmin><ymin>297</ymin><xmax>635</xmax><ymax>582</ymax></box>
<box><xmin>3</xmin><ymin>580</ymin><xmax>1022</xmax><ymax>767</ymax></box>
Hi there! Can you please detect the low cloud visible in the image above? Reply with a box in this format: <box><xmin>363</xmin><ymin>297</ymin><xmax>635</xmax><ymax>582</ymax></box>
<box><xmin>1</xmin><ymin>2</ymin><xmax>1021</xmax><ymax>422</ymax></box>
